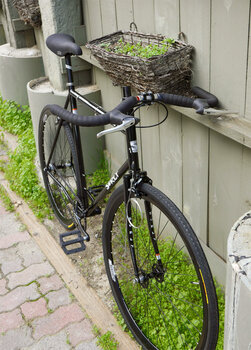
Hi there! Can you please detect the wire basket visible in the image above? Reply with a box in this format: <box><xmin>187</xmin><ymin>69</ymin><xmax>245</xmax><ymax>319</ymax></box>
<box><xmin>86</xmin><ymin>30</ymin><xmax>193</xmax><ymax>93</ymax></box>
<box><xmin>12</xmin><ymin>0</ymin><xmax>41</xmax><ymax>27</ymax></box>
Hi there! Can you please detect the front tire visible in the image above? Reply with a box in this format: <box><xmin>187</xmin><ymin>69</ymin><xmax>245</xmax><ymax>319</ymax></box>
<box><xmin>102</xmin><ymin>183</ymin><xmax>219</xmax><ymax>350</ymax></box>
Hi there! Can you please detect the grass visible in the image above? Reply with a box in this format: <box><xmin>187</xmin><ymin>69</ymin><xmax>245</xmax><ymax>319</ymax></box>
<box><xmin>87</xmin><ymin>153</ymin><xmax>110</xmax><ymax>188</ymax></box>
<box><xmin>0</xmin><ymin>96</ymin><xmax>52</xmax><ymax>219</ymax></box>
<box><xmin>0</xmin><ymin>184</ymin><xmax>14</xmax><ymax>211</ymax></box>
<box><xmin>93</xmin><ymin>326</ymin><xmax>119</xmax><ymax>350</ymax></box>
<box><xmin>216</xmin><ymin>284</ymin><xmax>225</xmax><ymax>349</ymax></box>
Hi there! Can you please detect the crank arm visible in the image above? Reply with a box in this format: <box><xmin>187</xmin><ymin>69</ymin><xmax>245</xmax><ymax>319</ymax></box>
<box><xmin>73</xmin><ymin>212</ymin><xmax>90</xmax><ymax>241</ymax></box>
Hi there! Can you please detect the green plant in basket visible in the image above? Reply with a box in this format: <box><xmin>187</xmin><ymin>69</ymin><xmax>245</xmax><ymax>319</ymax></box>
<box><xmin>101</xmin><ymin>37</ymin><xmax>175</xmax><ymax>59</ymax></box>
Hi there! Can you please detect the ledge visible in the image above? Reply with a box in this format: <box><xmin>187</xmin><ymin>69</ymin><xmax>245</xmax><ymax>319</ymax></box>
<box><xmin>80</xmin><ymin>46</ymin><xmax>251</xmax><ymax>149</ymax></box>
<box><xmin>171</xmin><ymin>105</ymin><xmax>251</xmax><ymax>149</ymax></box>
<box><xmin>80</xmin><ymin>45</ymin><xmax>103</xmax><ymax>69</ymax></box>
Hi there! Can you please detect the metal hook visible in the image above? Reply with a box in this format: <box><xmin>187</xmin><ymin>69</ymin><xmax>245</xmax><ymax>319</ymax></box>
<box><xmin>130</xmin><ymin>22</ymin><xmax>138</xmax><ymax>32</ymax></box>
<box><xmin>178</xmin><ymin>31</ymin><xmax>187</xmax><ymax>43</ymax></box>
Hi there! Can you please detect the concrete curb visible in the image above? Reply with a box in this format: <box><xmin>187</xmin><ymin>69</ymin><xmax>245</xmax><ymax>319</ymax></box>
<box><xmin>224</xmin><ymin>211</ymin><xmax>251</xmax><ymax>350</ymax></box>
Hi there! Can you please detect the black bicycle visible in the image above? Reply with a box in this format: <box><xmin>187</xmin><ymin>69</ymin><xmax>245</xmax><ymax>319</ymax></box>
<box><xmin>38</xmin><ymin>33</ymin><xmax>219</xmax><ymax>350</ymax></box>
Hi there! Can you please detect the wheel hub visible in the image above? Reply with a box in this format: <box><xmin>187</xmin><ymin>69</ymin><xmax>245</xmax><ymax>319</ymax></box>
<box><xmin>136</xmin><ymin>264</ymin><xmax>166</xmax><ymax>288</ymax></box>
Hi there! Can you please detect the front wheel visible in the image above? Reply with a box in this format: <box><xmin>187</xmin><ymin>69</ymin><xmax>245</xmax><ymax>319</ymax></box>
<box><xmin>102</xmin><ymin>183</ymin><xmax>219</xmax><ymax>350</ymax></box>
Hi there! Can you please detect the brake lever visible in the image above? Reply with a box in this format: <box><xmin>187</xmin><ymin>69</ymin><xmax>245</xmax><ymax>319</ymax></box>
<box><xmin>96</xmin><ymin>118</ymin><xmax>135</xmax><ymax>138</ymax></box>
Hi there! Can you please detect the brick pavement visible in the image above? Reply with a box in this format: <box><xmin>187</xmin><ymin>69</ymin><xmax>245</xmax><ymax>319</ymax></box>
<box><xmin>0</xmin><ymin>201</ymin><xmax>101</xmax><ymax>350</ymax></box>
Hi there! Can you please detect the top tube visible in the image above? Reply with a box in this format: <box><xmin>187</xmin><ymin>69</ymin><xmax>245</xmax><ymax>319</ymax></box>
<box><xmin>70</xmin><ymin>90</ymin><xmax>106</xmax><ymax>115</ymax></box>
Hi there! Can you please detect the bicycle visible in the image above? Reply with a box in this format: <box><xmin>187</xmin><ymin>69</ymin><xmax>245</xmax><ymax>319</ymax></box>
<box><xmin>38</xmin><ymin>33</ymin><xmax>219</xmax><ymax>350</ymax></box>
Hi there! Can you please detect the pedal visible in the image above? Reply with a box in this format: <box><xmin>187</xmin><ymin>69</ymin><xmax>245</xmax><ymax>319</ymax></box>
<box><xmin>59</xmin><ymin>230</ymin><xmax>86</xmax><ymax>255</ymax></box>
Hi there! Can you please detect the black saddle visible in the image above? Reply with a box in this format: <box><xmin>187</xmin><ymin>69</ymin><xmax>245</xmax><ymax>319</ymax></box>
<box><xmin>46</xmin><ymin>33</ymin><xmax>82</xmax><ymax>57</ymax></box>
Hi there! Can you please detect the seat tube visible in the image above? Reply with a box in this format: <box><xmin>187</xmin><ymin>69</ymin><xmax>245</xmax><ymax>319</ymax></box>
<box><xmin>65</xmin><ymin>54</ymin><xmax>89</xmax><ymax>209</ymax></box>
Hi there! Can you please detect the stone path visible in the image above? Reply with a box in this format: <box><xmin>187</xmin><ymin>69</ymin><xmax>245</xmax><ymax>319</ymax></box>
<box><xmin>0</xmin><ymin>201</ymin><xmax>100</xmax><ymax>350</ymax></box>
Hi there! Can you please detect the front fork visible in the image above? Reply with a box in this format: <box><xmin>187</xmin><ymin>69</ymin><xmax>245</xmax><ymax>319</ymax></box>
<box><xmin>124</xmin><ymin>174</ymin><xmax>140</xmax><ymax>281</ymax></box>
<box><xmin>123</xmin><ymin>173</ymin><xmax>165</xmax><ymax>285</ymax></box>
<box><xmin>144</xmin><ymin>200</ymin><xmax>165</xmax><ymax>282</ymax></box>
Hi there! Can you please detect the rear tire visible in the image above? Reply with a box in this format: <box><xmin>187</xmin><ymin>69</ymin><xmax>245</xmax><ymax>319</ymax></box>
<box><xmin>102</xmin><ymin>183</ymin><xmax>219</xmax><ymax>349</ymax></box>
<box><xmin>38</xmin><ymin>107</ymin><xmax>82</xmax><ymax>229</ymax></box>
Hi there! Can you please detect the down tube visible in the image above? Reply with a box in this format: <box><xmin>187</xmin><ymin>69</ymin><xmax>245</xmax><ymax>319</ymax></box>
<box><xmin>86</xmin><ymin>160</ymin><xmax>129</xmax><ymax>216</ymax></box>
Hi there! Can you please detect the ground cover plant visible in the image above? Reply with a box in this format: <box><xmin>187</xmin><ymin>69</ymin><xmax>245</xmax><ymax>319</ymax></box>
<box><xmin>93</xmin><ymin>326</ymin><xmax>119</xmax><ymax>350</ymax></box>
<box><xmin>101</xmin><ymin>37</ymin><xmax>175</xmax><ymax>58</ymax></box>
<box><xmin>0</xmin><ymin>184</ymin><xmax>14</xmax><ymax>211</ymax></box>
<box><xmin>0</xmin><ymin>96</ymin><xmax>51</xmax><ymax>219</ymax></box>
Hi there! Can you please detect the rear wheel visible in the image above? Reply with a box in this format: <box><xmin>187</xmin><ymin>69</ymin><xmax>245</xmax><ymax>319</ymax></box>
<box><xmin>38</xmin><ymin>107</ymin><xmax>83</xmax><ymax>229</ymax></box>
<box><xmin>103</xmin><ymin>183</ymin><xmax>219</xmax><ymax>349</ymax></box>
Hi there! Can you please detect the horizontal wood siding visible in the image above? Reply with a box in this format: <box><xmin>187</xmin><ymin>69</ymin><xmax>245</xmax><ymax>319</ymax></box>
<box><xmin>210</xmin><ymin>0</ymin><xmax>250</xmax><ymax>113</ymax></box>
<box><xmin>154</xmin><ymin>0</ymin><xmax>180</xmax><ymax>37</ymax></box>
<box><xmin>133</xmin><ymin>0</ymin><xmax>155</xmax><ymax>33</ymax></box>
<box><xmin>245</xmin><ymin>11</ymin><xmax>251</xmax><ymax>120</ymax></box>
<box><xmin>159</xmin><ymin>109</ymin><xmax>182</xmax><ymax>209</ymax></box>
<box><xmin>209</xmin><ymin>131</ymin><xmax>243</xmax><ymax>260</ymax></box>
<box><xmin>115</xmin><ymin>0</ymin><xmax>134</xmax><ymax>30</ymax></box>
<box><xmin>182</xmin><ymin>117</ymin><xmax>209</xmax><ymax>244</ymax></box>
<box><xmin>83</xmin><ymin>0</ymin><xmax>251</xmax><ymax>284</ymax></box>
<box><xmin>180</xmin><ymin>0</ymin><xmax>211</xmax><ymax>89</ymax></box>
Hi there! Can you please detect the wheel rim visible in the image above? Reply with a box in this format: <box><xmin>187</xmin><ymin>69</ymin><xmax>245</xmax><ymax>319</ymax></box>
<box><xmin>107</xmin><ymin>193</ymin><xmax>208</xmax><ymax>349</ymax></box>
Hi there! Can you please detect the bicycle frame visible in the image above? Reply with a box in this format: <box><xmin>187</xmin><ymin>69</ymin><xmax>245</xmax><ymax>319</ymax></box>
<box><xmin>46</xmin><ymin>54</ymin><xmax>165</xmax><ymax>282</ymax></box>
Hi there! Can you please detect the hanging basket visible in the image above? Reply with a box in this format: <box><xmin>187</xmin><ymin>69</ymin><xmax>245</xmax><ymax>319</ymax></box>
<box><xmin>12</xmin><ymin>0</ymin><xmax>41</xmax><ymax>27</ymax></box>
<box><xmin>86</xmin><ymin>30</ymin><xmax>193</xmax><ymax>94</ymax></box>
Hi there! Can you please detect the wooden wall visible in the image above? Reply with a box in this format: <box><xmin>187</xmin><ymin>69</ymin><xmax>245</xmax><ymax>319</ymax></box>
<box><xmin>82</xmin><ymin>0</ymin><xmax>251</xmax><ymax>285</ymax></box>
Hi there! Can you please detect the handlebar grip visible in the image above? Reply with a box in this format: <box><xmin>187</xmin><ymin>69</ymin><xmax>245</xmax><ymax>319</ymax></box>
<box><xmin>44</xmin><ymin>104</ymin><xmax>111</xmax><ymax>126</ymax></box>
<box><xmin>43</xmin><ymin>99</ymin><xmax>139</xmax><ymax>127</ymax></box>
<box><xmin>191</xmin><ymin>86</ymin><xmax>218</xmax><ymax>107</ymax></box>
<box><xmin>157</xmin><ymin>93</ymin><xmax>194</xmax><ymax>108</ymax></box>
<box><xmin>115</xmin><ymin>96</ymin><xmax>138</xmax><ymax>114</ymax></box>
<box><xmin>157</xmin><ymin>86</ymin><xmax>219</xmax><ymax>115</ymax></box>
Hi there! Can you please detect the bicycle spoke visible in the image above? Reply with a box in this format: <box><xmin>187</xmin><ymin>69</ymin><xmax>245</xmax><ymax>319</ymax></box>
<box><xmin>152</xmin><ymin>282</ymin><xmax>203</xmax><ymax>328</ymax></box>
<box><xmin>150</xmin><ymin>291</ymin><xmax>189</xmax><ymax>349</ymax></box>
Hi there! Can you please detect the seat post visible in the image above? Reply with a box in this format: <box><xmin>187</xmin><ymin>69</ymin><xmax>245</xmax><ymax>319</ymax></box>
<box><xmin>65</xmin><ymin>54</ymin><xmax>77</xmax><ymax>112</ymax></box>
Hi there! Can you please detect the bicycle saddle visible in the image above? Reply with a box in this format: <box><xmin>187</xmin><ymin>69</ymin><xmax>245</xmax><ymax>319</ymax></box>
<box><xmin>46</xmin><ymin>33</ymin><xmax>82</xmax><ymax>57</ymax></box>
